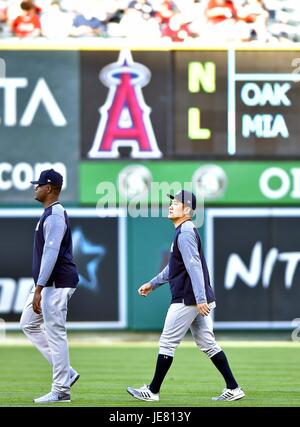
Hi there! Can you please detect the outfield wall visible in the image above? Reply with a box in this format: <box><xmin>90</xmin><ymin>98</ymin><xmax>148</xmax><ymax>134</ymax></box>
<box><xmin>1</xmin><ymin>46</ymin><xmax>300</xmax><ymax>331</ymax></box>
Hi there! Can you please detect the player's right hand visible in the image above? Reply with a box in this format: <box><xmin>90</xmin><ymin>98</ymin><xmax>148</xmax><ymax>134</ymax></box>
<box><xmin>33</xmin><ymin>291</ymin><xmax>42</xmax><ymax>314</ymax></box>
<box><xmin>197</xmin><ymin>302</ymin><xmax>211</xmax><ymax>316</ymax></box>
<box><xmin>138</xmin><ymin>282</ymin><xmax>153</xmax><ymax>297</ymax></box>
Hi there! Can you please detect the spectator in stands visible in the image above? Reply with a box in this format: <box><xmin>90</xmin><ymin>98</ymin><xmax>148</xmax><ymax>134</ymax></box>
<box><xmin>30</xmin><ymin>0</ymin><xmax>42</xmax><ymax>15</ymax></box>
<box><xmin>0</xmin><ymin>0</ymin><xmax>298</xmax><ymax>43</ymax></box>
<box><xmin>0</xmin><ymin>0</ymin><xmax>8</xmax><ymax>35</ymax></box>
<box><xmin>237</xmin><ymin>0</ymin><xmax>270</xmax><ymax>41</ymax></box>
<box><xmin>118</xmin><ymin>4</ymin><xmax>161</xmax><ymax>39</ymax></box>
<box><xmin>265</xmin><ymin>0</ymin><xmax>300</xmax><ymax>42</ymax></box>
<box><xmin>41</xmin><ymin>0</ymin><xmax>73</xmax><ymax>39</ymax></box>
<box><xmin>155</xmin><ymin>0</ymin><xmax>177</xmax><ymax>27</ymax></box>
<box><xmin>104</xmin><ymin>0</ymin><xmax>127</xmax><ymax>37</ymax></box>
<box><xmin>205</xmin><ymin>0</ymin><xmax>238</xmax><ymax>23</ymax></box>
<box><xmin>158</xmin><ymin>0</ymin><xmax>201</xmax><ymax>42</ymax></box>
<box><xmin>160</xmin><ymin>11</ymin><xmax>195</xmax><ymax>42</ymax></box>
<box><xmin>70</xmin><ymin>1</ymin><xmax>106</xmax><ymax>37</ymax></box>
<box><xmin>11</xmin><ymin>0</ymin><xmax>41</xmax><ymax>37</ymax></box>
<box><xmin>203</xmin><ymin>0</ymin><xmax>240</xmax><ymax>42</ymax></box>
<box><xmin>128</xmin><ymin>0</ymin><xmax>156</xmax><ymax>20</ymax></box>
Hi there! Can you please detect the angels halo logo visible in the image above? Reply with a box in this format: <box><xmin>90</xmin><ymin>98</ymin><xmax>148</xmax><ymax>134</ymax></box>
<box><xmin>88</xmin><ymin>49</ymin><xmax>162</xmax><ymax>159</ymax></box>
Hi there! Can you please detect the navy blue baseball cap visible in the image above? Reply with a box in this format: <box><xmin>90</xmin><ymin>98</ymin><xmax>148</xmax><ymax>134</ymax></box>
<box><xmin>31</xmin><ymin>169</ymin><xmax>63</xmax><ymax>186</ymax></box>
<box><xmin>167</xmin><ymin>190</ymin><xmax>196</xmax><ymax>210</ymax></box>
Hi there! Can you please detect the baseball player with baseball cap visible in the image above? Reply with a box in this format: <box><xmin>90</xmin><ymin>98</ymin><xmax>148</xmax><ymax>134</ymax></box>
<box><xmin>127</xmin><ymin>190</ymin><xmax>245</xmax><ymax>402</ymax></box>
<box><xmin>20</xmin><ymin>169</ymin><xmax>80</xmax><ymax>403</ymax></box>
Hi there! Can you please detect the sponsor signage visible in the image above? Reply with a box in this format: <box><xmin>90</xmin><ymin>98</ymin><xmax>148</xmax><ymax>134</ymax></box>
<box><xmin>206</xmin><ymin>208</ymin><xmax>300</xmax><ymax>328</ymax></box>
<box><xmin>0</xmin><ymin>51</ymin><xmax>79</xmax><ymax>202</ymax></box>
<box><xmin>81</xmin><ymin>49</ymin><xmax>169</xmax><ymax>160</ymax></box>
<box><xmin>0</xmin><ymin>209</ymin><xmax>127</xmax><ymax>329</ymax></box>
<box><xmin>174</xmin><ymin>50</ymin><xmax>300</xmax><ymax>157</ymax></box>
<box><xmin>80</xmin><ymin>161</ymin><xmax>300</xmax><ymax>205</ymax></box>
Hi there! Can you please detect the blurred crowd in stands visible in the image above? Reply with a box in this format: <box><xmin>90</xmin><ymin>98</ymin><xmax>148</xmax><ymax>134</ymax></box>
<box><xmin>0</xmin><ymin>0</ymin><xmax>299</xmax><ymax>43</ymax></box>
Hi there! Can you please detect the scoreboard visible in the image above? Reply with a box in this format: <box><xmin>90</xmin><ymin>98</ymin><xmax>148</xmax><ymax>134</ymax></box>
<box><xmin>174</xmin><ymin>49</ymin><xmax>300</xmax><ymax>158</ymax></box>
<box><xmin>1</xmin><ymin>47</ymin><xmax>300</xmax><ymax>206</ymax></box>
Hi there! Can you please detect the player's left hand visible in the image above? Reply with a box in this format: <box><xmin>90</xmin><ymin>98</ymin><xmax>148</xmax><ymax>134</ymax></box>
<box><xmin>197</xmin><ymin>303</ymin><xmax>210</xmax><ymax>316</ymax></box>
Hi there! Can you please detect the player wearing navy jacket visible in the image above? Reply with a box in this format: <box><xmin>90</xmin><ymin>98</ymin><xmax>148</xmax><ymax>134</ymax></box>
<box><xmin>20</xmin><ymin>169</ymin><xmax>79</xmax><ymax>403</ymax></box>
<box><xmin>127</xmin><ymin>190</ymin><xmax>245</xmax><ymax>402</ymax></box>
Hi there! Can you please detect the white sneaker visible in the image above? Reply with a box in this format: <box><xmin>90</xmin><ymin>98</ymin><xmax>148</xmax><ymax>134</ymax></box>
<box><xmin>70</xmin><ymin>370</ymin><xmax>80</xmax><ymax>387</ymax></box>
<box><xmin>127</xmin><ymin>384</ymin><xmax>160</xmax><ymax>402</ymax></box>
<box><xmin>33</xmin><ymin>391</ymin><xmax>71</xmax><ymax>403</ymax></box>
<box><xmin>212</xmin><ymin>387</ymin><xmax>245</xmax><ymax>401</ymax></box>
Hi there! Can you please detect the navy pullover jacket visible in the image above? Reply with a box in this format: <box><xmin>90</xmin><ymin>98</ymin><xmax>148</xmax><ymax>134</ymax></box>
<box><xmin>32</xmin><ymin>202</ymin><xmax>79</xmax><ymax>288</ymax></box>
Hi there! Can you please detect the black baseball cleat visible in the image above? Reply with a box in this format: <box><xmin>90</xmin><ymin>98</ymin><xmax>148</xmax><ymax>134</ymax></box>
<box><xmin>70</xmin><ymin>370</ymin><xmax>80</xmax><ymax>387</ymax></box>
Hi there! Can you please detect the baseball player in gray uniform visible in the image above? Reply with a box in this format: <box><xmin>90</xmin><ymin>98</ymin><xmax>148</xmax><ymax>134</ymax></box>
<box><xmin>127</xmin><ymin>190</ymin><xmax>245</xmax><ymax>402</ymax></box>
<box><xmin>20</xmin><ymin>169</ymin><xmax>79</xmax><ymax>403</ymax></box>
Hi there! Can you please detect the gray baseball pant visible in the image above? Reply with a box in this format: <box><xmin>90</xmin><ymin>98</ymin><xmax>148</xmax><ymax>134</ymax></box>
<box><xmin>20</xmin><ymin>285</ymin><xmax>75</xmax><ymax>395</ymax></box>
<box><xmin>159</xmin><ymin>303</ymin><xmax>221</xmax><ymax>358</ymax></box>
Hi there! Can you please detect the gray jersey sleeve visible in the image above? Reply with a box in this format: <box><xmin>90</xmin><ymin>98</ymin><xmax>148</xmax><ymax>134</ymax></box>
<box><xmin>177</xmin><ymin>231</ymin><xmax>207</xmax><ymax>304</ymax></box>
<box><xmin>37</xmin><ymin>214</ymin><xmax>67</xmax><ymax>286</ymax></box>
<box><xmin>149</xmin><ymin>264</ymin><xmax>169</xmax><ymax>290</ymax></box>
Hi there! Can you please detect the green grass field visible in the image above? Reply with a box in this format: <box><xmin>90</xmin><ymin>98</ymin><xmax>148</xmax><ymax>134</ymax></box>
<box><xmin>0</xmin><ymin>342</ymin><xmax>299</xmax><ymax>407</ymax></box>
